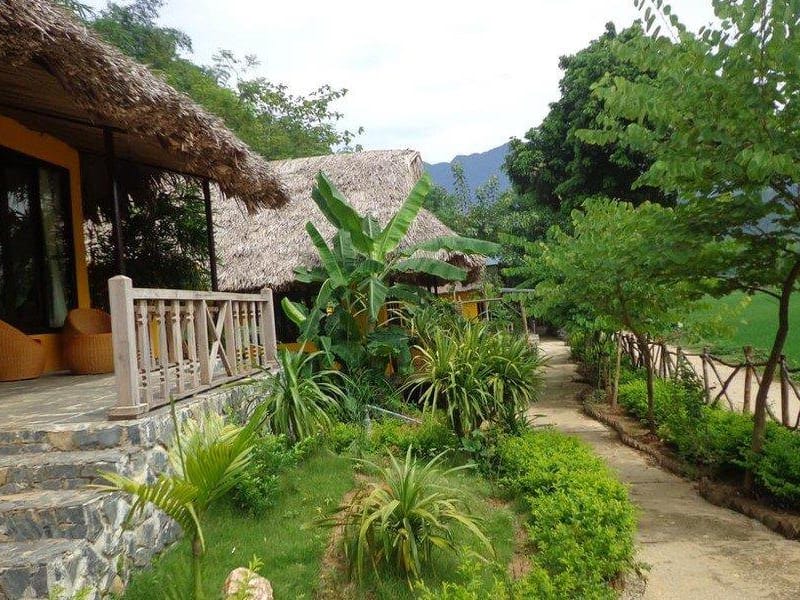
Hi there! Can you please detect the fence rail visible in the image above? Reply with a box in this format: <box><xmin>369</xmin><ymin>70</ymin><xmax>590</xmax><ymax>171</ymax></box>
<box><xmin>618</xmin><ymin>333</ymin><xmax>800</xmax><ymax>430</ymax></box>
<box><xmin>108</xmin><ymin>275</ymin><xmax>277</xmax><ymax>419</ymax></box>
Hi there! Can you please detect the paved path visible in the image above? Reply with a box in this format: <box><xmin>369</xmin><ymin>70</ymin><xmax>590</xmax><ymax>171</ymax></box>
<box><xmin>531</xmin><ymin>338</ymin><xmax>800</xmax><ymax>600</ymax></box>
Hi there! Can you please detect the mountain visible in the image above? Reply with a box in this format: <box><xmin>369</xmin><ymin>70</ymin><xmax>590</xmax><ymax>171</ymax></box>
<box><xmin>424</xmin><ymin>143</ymin><xmax>511</xmax><ymax>202</ymax></box>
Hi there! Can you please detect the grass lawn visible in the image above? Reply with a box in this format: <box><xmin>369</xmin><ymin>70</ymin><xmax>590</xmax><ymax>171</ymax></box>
<box><xmin>123</xmin><ymin>449</ymin><xmax>517</xmax><ymax>599</ymax></box>
<box><xmin>123</xmin><ymin>451</ymin><xmax>355</xmax><ymax>599</ymax></box>
<box><xmin>683</xmin><ymin>291</ymin><xmax>800</xmax><ymax>367</ymax></box>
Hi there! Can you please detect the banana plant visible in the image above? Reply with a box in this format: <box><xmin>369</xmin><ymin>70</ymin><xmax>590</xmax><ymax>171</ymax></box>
<box><xmin>282</xmin><ymin>172</ymin><xmax>499</xmax><ymax>370</ymax></box>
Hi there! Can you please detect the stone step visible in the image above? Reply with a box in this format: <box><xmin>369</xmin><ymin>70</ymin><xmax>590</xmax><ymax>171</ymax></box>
<box><xmin>0</xmin><ymin>449</ymin><xmax>129</xmax><ymax>494</ymax></box>
<box><xmin>0</xmin><ymin>489</ymin><xmax>112</xmax><ymax>543</ymax></box>
<box><xmin>0</xmin><ymin>539</ymin><xmax>105</xmax><ymax>600</ymax></box>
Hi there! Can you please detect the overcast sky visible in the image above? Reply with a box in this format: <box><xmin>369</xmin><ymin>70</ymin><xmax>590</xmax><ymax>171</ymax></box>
<box><xmin>86</xmin><ymin>0</ymin><xmax>716</xmax><ymax>163</ymax></box>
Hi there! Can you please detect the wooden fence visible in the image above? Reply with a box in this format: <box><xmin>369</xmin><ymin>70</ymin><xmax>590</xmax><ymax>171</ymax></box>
<box><xmin>108</xmin><ymin>275</ymin><xmax>277</xmax><ymax>419</ymax></box>
<box><xmin>618</xmin><ymin>333</ymin><xmax>800</xmax><ymax>430</ymax></box>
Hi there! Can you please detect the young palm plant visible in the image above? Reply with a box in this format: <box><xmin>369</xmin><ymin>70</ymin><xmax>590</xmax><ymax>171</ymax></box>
<box><xmin>324</xmin><ymin>447</ymin><xmax>493</xmax><ymax>585</ymax></box>
<box><xmin>98</xmin><ymin>406</ymin><xmax>263</xmax><ymax>599</ymax></box>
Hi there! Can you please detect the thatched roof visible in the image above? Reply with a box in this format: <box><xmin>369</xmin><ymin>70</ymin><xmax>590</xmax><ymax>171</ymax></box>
<box><xmin>215</xmin><ymin>149</ymin><xmax>485</xmax><ymax>292</ymax></box>
<box><xmin>0</xmin><ymin>0</ymin><xmax>287</xmax><ymax>210</ymax></box>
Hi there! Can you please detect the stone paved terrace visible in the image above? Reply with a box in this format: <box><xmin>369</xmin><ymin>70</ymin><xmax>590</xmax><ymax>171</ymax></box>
<box><xmin>0</xmin><ymin>374</ymin><xmax>117</xmax><ymax>430</ymax></box>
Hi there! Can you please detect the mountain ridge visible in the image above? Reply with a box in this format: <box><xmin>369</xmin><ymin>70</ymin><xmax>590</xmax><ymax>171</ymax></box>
<box><xmin>424</xmin><ymin>142</ymin><xmax>511</xmax><ymax>201</ymax></box>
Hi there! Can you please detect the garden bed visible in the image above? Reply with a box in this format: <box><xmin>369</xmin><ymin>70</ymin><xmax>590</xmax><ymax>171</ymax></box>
<box><xmin>583</xmin><ymin>396</ymin><xmax>800</xmax><ymax>541</ymax></box>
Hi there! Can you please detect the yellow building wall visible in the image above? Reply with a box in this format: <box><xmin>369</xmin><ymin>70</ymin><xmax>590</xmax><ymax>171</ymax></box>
<box><xmin>1</xmin><ymin>115</ymin><xmax>90</xmax><ymax>371</ymax></box>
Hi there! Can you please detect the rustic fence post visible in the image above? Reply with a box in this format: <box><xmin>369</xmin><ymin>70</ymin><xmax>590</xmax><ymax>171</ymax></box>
<box><xmin>743</xmin><ymin>346</ymin><xmax>753</xmax><ymax>415</ymax></box>
<box><xmin>781</xmin><ymin>355</ymin><xmax>790</xmax><ymax>427</ymax></box>
<box><xmin>675</xmin><ymin>346</ymin><xmax>683</xmax><ymax>380</ymax></box>
<box><xmin>519</xmin><ymin>300</ymin><xmax>529</xmax><ymax>337</ymax></box>
<box><xmin>108</xmin><ymin>276</ymin><xmax>148</xmax><ymax>419</ymax></box>
<box><xmin>702</xmin><ymin>347</ymin><xmax>711</xmax><ymax>404</ymax></box>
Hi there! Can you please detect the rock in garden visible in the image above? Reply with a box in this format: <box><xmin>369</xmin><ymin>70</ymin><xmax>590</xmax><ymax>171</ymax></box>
<box><xmin>222</xmin><ymin>568</ymin><xmax>273</xmax><ymax>600</ymax></box>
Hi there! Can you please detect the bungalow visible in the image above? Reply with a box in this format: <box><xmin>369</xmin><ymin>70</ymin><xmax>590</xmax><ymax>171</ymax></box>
<box><xmin>0</xmin><ymin>2</ymin><xmax>287</xmax><ymax>596</ymax></box>
<box><xmin>213</xmin><ymin>149</ymin><xmax>486</xmax><ymax>340</ymax></box>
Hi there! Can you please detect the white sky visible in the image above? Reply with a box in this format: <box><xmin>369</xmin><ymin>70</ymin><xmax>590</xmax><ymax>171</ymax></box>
<box><xmin>85</xmin><ymin>0</ymin><xmax>716</xmax><ymax>163</ymax></box>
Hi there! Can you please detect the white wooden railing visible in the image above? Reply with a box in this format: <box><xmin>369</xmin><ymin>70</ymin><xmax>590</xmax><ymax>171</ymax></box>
<box><xmin>107</xmin><ymin>275</ymin><xmax>277</xmax><ymax>419</ymax></box>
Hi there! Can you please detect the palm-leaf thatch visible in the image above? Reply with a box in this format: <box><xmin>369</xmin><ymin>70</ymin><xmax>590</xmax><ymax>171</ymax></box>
<box><xmin>214</xmin><ymin>150</ymin><xmax>485</xmax><ymax>291</ymax></box>
<box><xmin>0</xmin><ymin>0</ymin><xmax>287</xmax><ymax>210</ymax></box>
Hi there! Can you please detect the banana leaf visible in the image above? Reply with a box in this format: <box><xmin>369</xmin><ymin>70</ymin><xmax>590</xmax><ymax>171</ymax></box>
<box><xmin>405</xmin><ymin>235</ymin><xmax>501</xmax><ymax>257</ymax></box>
<box><xmin>393</xmin><ymin>257</ymin><xmax>468</xmax><ymax>281</ymax></box>
<box><xmin>312</xmin><ymin>172</ymin><xmax>374</xmax><ymax>254</ymax></box>
<box><xmin>375</xmin><ymin>175</ymin><xmax>431</xmax><ymax>257</ymax></box>
<box><xmin>305</xmin><ymin>222</ymin><xmax>346</xmax><ymax>288</ymax></box>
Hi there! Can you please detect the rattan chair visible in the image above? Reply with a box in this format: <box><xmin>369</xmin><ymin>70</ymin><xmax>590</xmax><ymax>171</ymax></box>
<box><xmin>62</xmin><ymin>308</ymin><xmax>114</xmax><ymax>375</ymax></box>
<box><xmin>0</xmin><ymin>319</ymin><xmax>46</xmax><ymax>382</ymax></box>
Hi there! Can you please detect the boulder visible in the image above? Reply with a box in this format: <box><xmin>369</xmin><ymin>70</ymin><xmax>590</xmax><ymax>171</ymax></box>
<box><xmin>222</xmin><ymin>568</ymin><xmax>273</xmax><ymax>600</ymax></box>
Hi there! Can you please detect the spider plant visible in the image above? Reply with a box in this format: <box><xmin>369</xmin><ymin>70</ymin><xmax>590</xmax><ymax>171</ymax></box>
<box><xmin>324</xmin><ymin>447</ymin><xmax>493</xmax><ymax>584</ymax></box>
<box><xmin>261</xmin><ymin>349</ymin><xmax>345</xmax><ymax>441</ymax></box>
<box><xmin>98</xmin><ymin>405</ymin><xmax>263</xmax><ymax>599</ymax></box>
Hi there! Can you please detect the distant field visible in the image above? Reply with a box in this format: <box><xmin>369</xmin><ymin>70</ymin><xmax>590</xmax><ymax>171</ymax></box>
<box><xmin>683</xmin><ymin>291</ymin><xmax>800</xmax><ymax>367</ymax></box>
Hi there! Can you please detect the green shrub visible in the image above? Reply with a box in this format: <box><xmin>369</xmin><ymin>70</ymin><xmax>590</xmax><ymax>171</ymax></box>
<box><xmin>327</xmin><ymin>421</ymin><xmax>364</xmax><ymax>453</ymax></box>
<box><xmin>756</xmin><ymin>424</ymin><xmax>800</xmax><ymax>503</ymax></box>
<box><xmin>322</xmin><ymin>448</ymin><xmax>493</xmax><ymax>583</ymax></box>
<box><xmin>495</xmin><ymin>430</ymin><xmax>636</xmax><ymax>599</ymax></box>
<box><xmin>232</xmin><ymin>433</ymin><xmax>320</xmax><ymax>515</ymax></box>
<box><xmin>369</xmin><ymin>413</ymin><xmax>458</xmax><ymax>459</ymax></box>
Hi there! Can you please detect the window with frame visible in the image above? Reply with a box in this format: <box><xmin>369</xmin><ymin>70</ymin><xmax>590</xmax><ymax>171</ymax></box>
<box><xmin>0</xmin><ymin>146</ymin><xmax>76</xmax><ymax>334</ymax></box>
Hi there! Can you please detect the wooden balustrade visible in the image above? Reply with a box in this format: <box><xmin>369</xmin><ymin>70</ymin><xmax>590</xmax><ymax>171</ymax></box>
<box><xmin>108</xmin><ymin>275</ymin><xmax>277</xmax><ymax>419</ymax></box>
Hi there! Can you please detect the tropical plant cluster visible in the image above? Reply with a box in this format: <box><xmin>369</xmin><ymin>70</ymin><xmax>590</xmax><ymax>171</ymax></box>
<box><xmin>616</xmin><ymin>371</ymin><xmax>800</xmax><ymax>506</ymax></box>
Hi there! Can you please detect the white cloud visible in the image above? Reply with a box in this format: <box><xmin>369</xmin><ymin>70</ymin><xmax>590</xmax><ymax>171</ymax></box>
<box><xmin>85</xmin><ymin>0</ymin><xmax>716</xmax><ymax>162</ymax></box>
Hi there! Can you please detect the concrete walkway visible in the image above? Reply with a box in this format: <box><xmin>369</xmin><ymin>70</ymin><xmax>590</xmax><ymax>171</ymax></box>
<box><xmin>531</xmin><ymin>338</ymin><xmax>800</xmax><ymax>600</ymax></box>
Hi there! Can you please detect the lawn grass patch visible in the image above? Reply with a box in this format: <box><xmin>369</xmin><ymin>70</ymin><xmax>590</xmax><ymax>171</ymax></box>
<box><xmin>683</xmin><ymin>291</ymin><xmax>800</xmax><ymax>367</ymax></box>
<box><xmin>123</xmin><ymin>451</ymin><xmax>354</xmax><ymax>600</ymax></box>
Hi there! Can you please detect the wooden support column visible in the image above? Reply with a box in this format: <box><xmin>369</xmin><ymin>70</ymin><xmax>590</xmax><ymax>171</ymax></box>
<box><xmin>202</xmin><ymin>179</ymin><xmax>219</xmax><ymax>291</ymax></box>
<box><xmin>104</xmin><ymin>128</ymin><xmax>125</xmax><ymax>276</ymax></box>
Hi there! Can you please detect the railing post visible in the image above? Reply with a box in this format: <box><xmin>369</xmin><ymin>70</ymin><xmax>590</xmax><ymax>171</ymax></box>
<box><xmin>702</xmin><ymin>347</ymin><xmax>711</xmax><ymax>404</ymax></box>
<box><xmin>260</xmin><ymin>289</ymin><xmax>278</xmax><ymax>365</ymax></box>
<box><xmin>108</xmin><ymin>276</ymin><xmax>147</xmax><ymax>419</ymax></box>
<box><xmin>196</xmin><ymin>300</ymin><xmax>211</xmax><ymax>384</ymax></box>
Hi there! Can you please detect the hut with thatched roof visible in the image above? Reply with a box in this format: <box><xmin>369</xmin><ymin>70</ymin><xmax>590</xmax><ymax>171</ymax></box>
<box><xmin>214</xmin><ymin>149</ymin><xmax>484</xmax><ymax>292</ymax></box>
<box><xmin>0</xmin><ymin>0</ymin><xmax>287</xmax><ymax>372</ymax></box>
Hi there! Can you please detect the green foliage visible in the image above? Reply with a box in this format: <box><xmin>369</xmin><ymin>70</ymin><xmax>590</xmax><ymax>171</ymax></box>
<box><xmin>285</xmin><ymin>173</ymin><xmax>499</xmax><ymax>372</ymax></box>
<box><xmin>506</xmin><ymin>23</ymin><xmax>671</xmax><ymax>223</ymax></box>
<box><xmin>581</xmin><ymin>0</ymin><xmax>800</xmax><ymax>460</ymax></box>
<box><xmin>255</xmin><ymin>350</ymin><xmax>345</xmax><ymax>442</ymax></box>
<box><xmin>618</xmin><ymin>372</ymin><xmax>800</xmax><ymax>505</ymax></box>
<box><xmin>405</xmin><ymin>321</ymin><xmax>544</xmax><ymax>437</ymax></box>
<box><xmin>494</xmin><ymin>430</ymin><xmax>637</xmax><ymax>599</ymax></box>
<box><xmin>232</xmin><ymin>433</ymin><xmax>317</xmax><ymax>515</ymax></box>
<box><xmin>100</xmin><ymin>406</ymin><xmax>262</xmax><ymax>598</ymax></box>
<box><xmin>757</xmin><ymin>426</ymin><xmax>800</xmax><ymax>503</ymax></box>
<box><xmin>124</xmin><ymin>451</ymin><xmax>355</xmax><ymax>600</ymax></box>
<box><xmin>369</xmin><ymin>413</ymin><xmax>459</xmax><ymax>460</ymax></box>
<box><xmin>323</xmin><ymin>448</ymin><xmax>493</xmax><ymax>584</ymax></box>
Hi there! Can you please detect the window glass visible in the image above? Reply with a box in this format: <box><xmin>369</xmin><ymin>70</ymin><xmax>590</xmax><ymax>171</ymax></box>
<box><xmin>0</xmin><ymin>148</ymin><xmax>75</xmax><ymax>333</ymax></box>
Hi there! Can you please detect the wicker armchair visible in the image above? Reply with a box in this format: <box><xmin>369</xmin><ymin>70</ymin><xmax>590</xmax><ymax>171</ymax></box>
<box><xmin>62</xmin><ymin>308</ymin><xmax>114</xmax><ymax>375</ymax></box>
<box><xmin>0</xmin><ymin>319</ymin><xmax>46</xmax><ymax>381</ymax></box>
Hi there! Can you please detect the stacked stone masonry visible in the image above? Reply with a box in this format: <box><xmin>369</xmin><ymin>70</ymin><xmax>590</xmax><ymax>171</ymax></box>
<box><xmin>0</xmin><ymin>384</ymin><xmax>253</xmax><ymax>599</ymax></box>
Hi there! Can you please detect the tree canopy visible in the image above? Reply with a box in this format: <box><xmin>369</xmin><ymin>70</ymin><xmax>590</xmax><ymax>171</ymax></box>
<box><xmin>505</xmin><ymin>23</ymin><xmax>672</xmax><ymax>224</ymax></box>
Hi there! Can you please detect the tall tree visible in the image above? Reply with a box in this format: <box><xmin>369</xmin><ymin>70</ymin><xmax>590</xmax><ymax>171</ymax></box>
<box><xmin>516</xmin><ymin>198</ymin><xmax>706</xmax><ymax>428</ymax></box>
<box><xmin>580</xmin><ymin>0</ymin><xmax>800</xmax><ymax>484</ymax></box>
<box><xmin>505</xmin><ymin>23</ymin><xmax>672</xmax><ymax>224</ymax></box>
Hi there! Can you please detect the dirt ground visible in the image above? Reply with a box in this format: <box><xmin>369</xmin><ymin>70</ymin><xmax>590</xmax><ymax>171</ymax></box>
<box><xmin>531</xmin><ymin>338</ymin><xmax>800</xmax><ymax>600</ymax></box>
